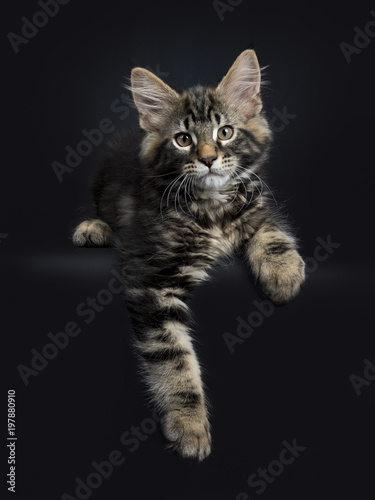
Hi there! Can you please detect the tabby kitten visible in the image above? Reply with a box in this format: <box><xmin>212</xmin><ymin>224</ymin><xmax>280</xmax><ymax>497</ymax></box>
<box><xmin>73</xmin><ymin>50</ymin><xmax>305</xmax><ymax>461</ymax></box>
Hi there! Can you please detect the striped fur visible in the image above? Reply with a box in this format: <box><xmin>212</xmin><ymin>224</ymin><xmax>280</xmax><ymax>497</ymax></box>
<box><xmin>73</xmin><ymin>50</ymin><xmax>305</xmax><ymax>461</ymax></box>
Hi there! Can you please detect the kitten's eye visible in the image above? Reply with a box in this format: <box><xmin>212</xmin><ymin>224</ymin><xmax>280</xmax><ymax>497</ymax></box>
<box><xmin>175</xmin><ymin>133</ymin><xmax>192</xmax><ymax>147</ymax></box>
<box><xmin>217</xmin><ymin>126</ymin><xmax>234</xmax><ymax>141</ymax></box>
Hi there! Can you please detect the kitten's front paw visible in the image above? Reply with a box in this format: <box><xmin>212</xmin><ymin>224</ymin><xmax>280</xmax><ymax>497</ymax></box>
<box><xmin>161</xmin><ymin>409</ymin><xmax>211</xmax><ymax>461</ymax></box>
<box><xmin>72</xmin><ymin>219</ymin><xmax>116</xmax><ymax>247</ymax></box>
<box><xmin>259</xmin><ymin>250</ymin><xmax>305</xmax><ymax>304</ymax></box>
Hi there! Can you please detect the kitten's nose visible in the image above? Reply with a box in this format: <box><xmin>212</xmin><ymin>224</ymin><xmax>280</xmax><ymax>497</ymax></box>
<box><xmin>199</xmin><ymin>155</ymin><xmax>218</xmax><ymax>168</ymax></box>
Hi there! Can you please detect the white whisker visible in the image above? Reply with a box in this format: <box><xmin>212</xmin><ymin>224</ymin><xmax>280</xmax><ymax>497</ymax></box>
<box><xmin>237</xmin><ymin>165</ymin><xmax>277</xmax><ymax>206</ymax></box>
<box><xmin>227</xmin><ymin>171</ymin><xmax>240</xmax><ymax>205</ymax></box>
<box><xmin>235</xmin><ymin>166</ymin><xmax>261</xmax><ymax>207</ymax></box>
<box><xmin>186</xmin><ymin>178</ymin><xmax>194</xmax><ymax>203</ymax></box>
<box><xmin>184</xmin><ymin>178</ymin><xmax>196</xmax><ymax>219</ymax></box>
<box><xmin>234</xmin><ymin>173</ymin><xmax>249</xmax><ymax>215</ymax></box>
<box><xmin>160</xmin><ymin>173</ymin><xmax>184</xmax><ymax>219</ymax></box>
<box><xmin>233</xmin><ymin>166</ymin><xmax>263</xmax><ymax>211</ymax></box>
<box><xmin>175</xmin><ymin>175</ymin><xmax>193</xmax><ymax>218</ymax></box>
<box><xmin>166</xmin><ymin>174</ymin><xmax>184</xmax><ymax>207</ymax></box>
<box><xmin>247</xmin><ymin>169</ymin><xmax>277</xmax><ymax>206</ymax></box>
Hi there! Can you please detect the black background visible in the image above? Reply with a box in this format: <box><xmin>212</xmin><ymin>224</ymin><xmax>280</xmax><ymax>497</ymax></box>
<box><xmin>3</xmin><ymin>1</ymin><xmax>375</xmax><ymax>499</ymax></box>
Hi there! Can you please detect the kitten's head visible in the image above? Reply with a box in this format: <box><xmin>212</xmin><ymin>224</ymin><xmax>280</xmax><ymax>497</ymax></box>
<box><xmin>130</xmin><ymin>50</ymin><xmax>272</xmax><ymax>191</ymax></box>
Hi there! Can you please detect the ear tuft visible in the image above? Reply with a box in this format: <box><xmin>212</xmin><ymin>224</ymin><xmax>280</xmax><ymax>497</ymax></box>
<box><xmin>129</xmin><ymin>68</ymin><xmax>179</xmax><ymax>132</ymax></box>
<box><xmin>216</xmin><ymin>50</ymin><xmax>263</xmax><ymax>120</ymax></box>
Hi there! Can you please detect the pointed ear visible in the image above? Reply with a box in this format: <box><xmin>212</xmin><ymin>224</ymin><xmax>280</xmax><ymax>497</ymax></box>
<box><xmin>130</xmin><ymin>68</ymin><xmax>179</xmax><ymax>132</ymax></box>
<box><xmin>216</xmin><ymin>49</ymin><xmax>262</xmax><ymax>120</ymax></box>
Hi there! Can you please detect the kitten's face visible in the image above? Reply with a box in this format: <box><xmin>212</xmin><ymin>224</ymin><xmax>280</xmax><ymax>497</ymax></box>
<box><xmin>130</xmin><ymin>50</ymin><xmax>272</xmax><ymax>192</ymax></box>
<box><xmin>160</xmin><ymin>86</ymin><xmax>266</xmax><ymax>190</ymax></box>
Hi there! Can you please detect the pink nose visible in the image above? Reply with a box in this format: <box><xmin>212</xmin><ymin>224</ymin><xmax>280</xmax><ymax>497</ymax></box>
<box><xmin>199</xmin><ymin>155</ymin><xmax>218</xmax><ymax>168</ymax></box>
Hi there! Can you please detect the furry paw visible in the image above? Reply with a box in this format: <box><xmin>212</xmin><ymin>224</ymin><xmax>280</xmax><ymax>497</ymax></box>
<box><xmin>161</xmin><ymin>410</ymin><xmax>211</xmax><ymax>461</ymax></box>
<box><xmin>72</xmin><ymin>219</ymin><xmax>116</xmax><ymax>247</ymax></box>
<box><xmin>259</xmin><ymin>249</ymin><xmax>305</xmax><ymax>304</ymax></box>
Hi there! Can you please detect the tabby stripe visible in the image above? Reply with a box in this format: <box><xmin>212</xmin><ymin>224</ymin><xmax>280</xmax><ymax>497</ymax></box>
<box><xmin>131</xmin><ymin>316</ymin><xmax>161</xmax><ymax>333</ymax></box>
<box><xmin>183</xmin><ymin>98</ymin><xmax>192</xmax><ymax>116</ymax></box>
<box><xmin>207</xmin><ymin>92</ymin><xmax>216</xmax><ymax>106</ymax></box>
<box><xmin>128</xmin><ymin>306</ymin><xmax>169</xmax><ymax>331</ymax></box>
<box><xmin>138</xmin><ymin>305</ymin><xmax>189</xmax><ymax>324</ymax></box>
<box><xmin>159</xmin><ymin>305</ymin><xmax>190</xmax><ymax>323</ymax></box>
<box><xmin>172</xmin><ymin>391</ymin><xmax>201</xmax><ymax>409</ymax></box>
<box><xmin>140</xmin><ymin>347</ymin><xmax>188</xmax><ymax>363</ymax></box>
<box><xmin>239</xmin><ymin>128</ymin><xmax>262</xmax><ymax>148</ymax></box>
<box><xmin>265</xmin><ymin>242</ymin><xmax>293</xmax><ymax>255</ymax></box>
<box><xmin>238</xmin><ymin>150</ymin><xmax>262</xmax><ymax>164</ymax></box>
<box><xmin>133</xmin><ymin>305</ymin><xmax>189</xmax><ymax>325</ymax></box>
<box><xmin>216</xmin><ymin>141</ymin><xmax>225</xmax><ymax>153</ymax></box>
<box><xmin>152</xmin><ymin>332</ymin><xmax>172</xmax><ymax>343</ymax></box>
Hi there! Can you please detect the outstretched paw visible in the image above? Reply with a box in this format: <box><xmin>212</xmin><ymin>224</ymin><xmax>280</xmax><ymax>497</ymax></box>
<box><xmin>259</xmin><ymin>249</ymin><xmax>305</xmax><ymax>304</ymax></box>
<box><xmin>161</xmin><ymin>410</ymin><xmax>211</xmax><ymax>461</ymax></box>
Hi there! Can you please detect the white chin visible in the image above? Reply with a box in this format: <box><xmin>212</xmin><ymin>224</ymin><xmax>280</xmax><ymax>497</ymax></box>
<box><xmin>197</xmin><ymin>173</ymin><xmax>230</xmax><ymax>190</ymax></box>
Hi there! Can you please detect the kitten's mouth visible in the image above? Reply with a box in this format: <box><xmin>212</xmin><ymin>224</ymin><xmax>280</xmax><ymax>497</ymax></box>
<box><xmin>195</xmin><ymin>170</ymin><xmax>230</xmax><ymax>189</ymax></box>
<box><xmin>201</xmin><ymin>169</ymin><xmax>224</xmax><ymax>177</ymax></box>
